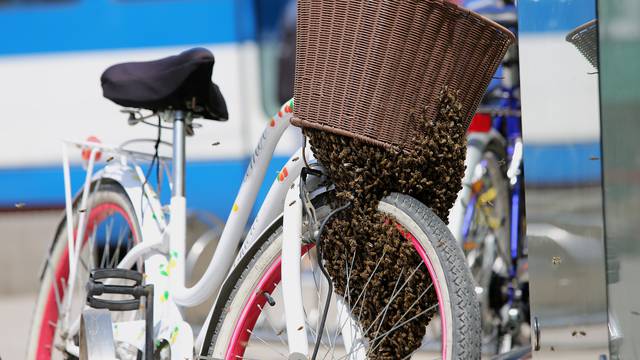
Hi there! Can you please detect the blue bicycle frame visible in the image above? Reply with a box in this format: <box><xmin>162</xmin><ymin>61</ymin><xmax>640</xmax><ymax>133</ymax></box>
<box><xmin>459</xmin><ymin>2</ymin><xmax>524</xmax><ymax>295</ymax></box>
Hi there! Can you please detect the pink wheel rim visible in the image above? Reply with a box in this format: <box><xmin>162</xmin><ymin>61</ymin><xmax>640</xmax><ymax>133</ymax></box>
<box><xmin>35</xmin><ymin>203</ymin><xmax>136</xmax><ymax>359</ymax></box>
<box><xmin>226</xmin><ymin>223</ymin><xmax>447</xmax><ymax>359</ymax></box>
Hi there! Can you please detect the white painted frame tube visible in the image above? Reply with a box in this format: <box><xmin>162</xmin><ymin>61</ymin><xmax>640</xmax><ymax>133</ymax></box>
<box><xmin>171</xmin><ymin>100</ymin><xmax>297</xmax><ymax>307</ymax></box>
<box><xmin>239</xmin><ymin>145</ymin><xmax>314</xmax><ymax>260</ymax></box>
<box><xmin>282</xmin><ymin>176</ymin><xmax>309</xmax><ymax>357</ymax></box>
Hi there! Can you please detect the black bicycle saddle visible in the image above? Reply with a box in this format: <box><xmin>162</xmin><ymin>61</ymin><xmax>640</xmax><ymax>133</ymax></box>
<box><xmin>101</xmin><ymin>48</ymin><xmax>228</xmax><ymax>121</ymax></box>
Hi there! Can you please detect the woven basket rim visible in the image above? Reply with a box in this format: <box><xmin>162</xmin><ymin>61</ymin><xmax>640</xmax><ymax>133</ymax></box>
<box><xmin>293</xmin><ymin>0</ymin><xmax>517</xmax><ymax>150</ymax></box>
<box><xmin>438</xmin><ymin>0</ymin><xmax>517</xmax><ymax>44</ymax></box>
<box><xmin>566</xmin><ymin>19</ymin><xmax>598</xmax><ymax>42</ymax></box>
<box><xmin>293</xmin><ymin>116</ymin><xmax>398</xmax><ymax>150</ymax></box>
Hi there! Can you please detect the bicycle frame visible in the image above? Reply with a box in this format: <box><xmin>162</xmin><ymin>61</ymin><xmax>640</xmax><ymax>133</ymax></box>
<box><xmin>497</xmin><ymin>87</ymin><xmax>524</xmax><ymax>273</ymax></box>
<box><xmin>60</xmin><ymin>99</ymin><xmax>316</xmax><ymax>357</ymax></box>
<box><xmin>489</xmin><ymin>18</ymin><xmax>524</xmax><ymax>281</ymax></box>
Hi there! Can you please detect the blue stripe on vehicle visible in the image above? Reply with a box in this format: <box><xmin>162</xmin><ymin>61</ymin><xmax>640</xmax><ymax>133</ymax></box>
<box><xmin>0</xmin><ymin>0</ymin><xmax>256</xmax><ymax>56</ymax></box>
<box><xmin>0</xmin><ymin>142</ymin><xmax>602</xmax><ymax>215</ymax></box>
<box><xmin>0</xmin><ymin>0</ymin><xmax>598</xmax><ymax>57</ymax></box>
<box><xmin>517</xmin><ymin>0</ymin><xmax>596</xmax><ymax>34</ymax></box>
<box><xmin>523</xmin><ymin>142</ymin><xmax>601</xmax><ymax>185</ymax></box>
<box><xmin>0</xmin><ymin>156</ymin><xmax>290</xmax><ymax>221</ymax></box>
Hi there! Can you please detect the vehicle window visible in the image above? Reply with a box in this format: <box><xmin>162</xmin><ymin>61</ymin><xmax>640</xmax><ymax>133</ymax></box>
<box><xmin>254</xmin><ymin>0</ymin><xmax>296</xmax><ymax>115</ymax></box>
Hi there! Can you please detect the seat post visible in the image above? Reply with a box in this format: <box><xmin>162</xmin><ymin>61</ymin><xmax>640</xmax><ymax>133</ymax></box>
<box><xmin>172</xmin><ymin>110</ymin><xmax>186</xmax><ymax>197</ymax></box>
<box><xmin>170</xmin><ymin>110</ymin><xmax>188</xmax><ymax>288</ymax></box>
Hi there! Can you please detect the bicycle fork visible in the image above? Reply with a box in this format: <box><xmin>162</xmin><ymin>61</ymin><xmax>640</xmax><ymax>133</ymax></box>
<box><xmin>282</xmin><ymin>176</ymin><xmax>309</xmax><ymax>359</ymax></box>
<box><xmin>282</xmin><ymin>168</ymin><xmax>360</xmax><ymax>360</ymax></box>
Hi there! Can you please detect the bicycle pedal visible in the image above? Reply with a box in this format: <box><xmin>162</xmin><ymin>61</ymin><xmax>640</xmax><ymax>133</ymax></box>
<box><xmin>85</xmin><ymin>268</ymin><xmax>156</xmax><ymax>359</ymax></box>
<box><xmin>86</xmin><ymin>268</ymin><xmax>147</xmax><ymax>311</ymax></box>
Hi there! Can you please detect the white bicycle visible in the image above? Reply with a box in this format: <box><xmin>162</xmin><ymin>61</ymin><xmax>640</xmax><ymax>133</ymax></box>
<box><xmin>27</xmin><ymin>48</ymin><xmax>479</xmax><ymax>360</ymax></box>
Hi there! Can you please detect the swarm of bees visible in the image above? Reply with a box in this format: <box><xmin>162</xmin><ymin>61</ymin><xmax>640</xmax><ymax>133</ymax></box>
<box><xmin>305</xmin><ymin>87</ymin><xmax>467</xmax><ymax>358</ymax></box>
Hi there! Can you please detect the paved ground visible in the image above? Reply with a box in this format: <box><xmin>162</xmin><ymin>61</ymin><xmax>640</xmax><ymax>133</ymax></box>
<box><xmin>0</xmin><ymin>210</ymin><xmax>60</xmax><ymax>295</ymax></box>
<box><xmin>0</xmin><ymin>210</ymin><xmax>59</xmax><ymax>359</ymax></box>
<box><xmin>0</xmin><ymin>294</ymin><xmax>36</xmax><ymax>359</ymax></box>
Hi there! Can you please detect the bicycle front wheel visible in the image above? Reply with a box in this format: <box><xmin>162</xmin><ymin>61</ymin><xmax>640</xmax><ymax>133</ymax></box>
<box><xmin>201</xmin><ymin>193</ymin><xmax>480</xmax><ymax>359</ymax></box>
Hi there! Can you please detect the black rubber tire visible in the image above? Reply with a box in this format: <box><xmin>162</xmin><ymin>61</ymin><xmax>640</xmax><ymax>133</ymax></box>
<box><xmin>200</xmin><ymin>192</ymin><xmax>481</xmax><ymax>359</ymax></box>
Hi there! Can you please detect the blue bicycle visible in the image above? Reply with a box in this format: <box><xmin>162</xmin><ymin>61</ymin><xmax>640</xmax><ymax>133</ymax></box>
<box><xmin>448</xmin><ymin>0</ymin><xmax>530</xmax><ymax>354</ymax></box>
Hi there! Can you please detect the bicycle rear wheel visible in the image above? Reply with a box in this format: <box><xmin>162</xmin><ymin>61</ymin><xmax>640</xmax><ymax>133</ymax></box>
<box><xmin>200</xmin><ymin>192</ymin><xmax>480</xmax><ymax>359</ymax></box>
<box><xmin>27</xmin><ymin>182</ymin><xmax>142</xmax><ymax>360</ymax></box>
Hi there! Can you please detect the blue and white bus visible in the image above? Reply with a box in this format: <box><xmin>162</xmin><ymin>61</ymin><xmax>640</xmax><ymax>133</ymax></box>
<box><xmin>0</xmin><ymin>0</ymin><xmax>600</xmax><ymax>218</ymax></box>
<box><xmin>0</xmin><ymin>0</ymin><xmax>298</xmax><ymax>218</ymax></box>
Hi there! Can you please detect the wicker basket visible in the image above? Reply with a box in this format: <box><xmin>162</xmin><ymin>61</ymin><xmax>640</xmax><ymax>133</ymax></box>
<box><xmin>292</xmin><ymin>0</ymin><xmax>516</xmax><ymax>149</ymax></box>
<box><xmin>566</xmin><ymin>19</ymin><xmax>598</xmax><ymax>70</ymax></box>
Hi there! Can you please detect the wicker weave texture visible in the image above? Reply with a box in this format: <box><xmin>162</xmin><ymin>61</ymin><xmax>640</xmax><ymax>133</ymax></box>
<box><xmin>566</xmin><ymin>19</ymin><xmax>598</xmax><ymax>70</ymax></box>
<box><xmin>292</xmin><ymin>0</ymin><xmax>515</xmax><ymax>149</ymax></box>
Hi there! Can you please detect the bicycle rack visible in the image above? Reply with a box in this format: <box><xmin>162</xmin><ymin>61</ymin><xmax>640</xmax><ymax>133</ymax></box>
<box><xmin>84</xmin><ymin>269</ymin><xmax>154</xmax><ymax>359</ymax></box>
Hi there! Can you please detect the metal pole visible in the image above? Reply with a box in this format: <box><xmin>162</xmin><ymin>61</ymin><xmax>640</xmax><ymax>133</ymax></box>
<box><xmin>173</xmin><ymin>110</ymin><xmax>186</xmax><ymax>197</ymax></box>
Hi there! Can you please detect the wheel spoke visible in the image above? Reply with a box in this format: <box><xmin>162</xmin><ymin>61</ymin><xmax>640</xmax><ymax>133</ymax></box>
<box><xmin>246</xmin><ymin>329</ymin><xmax>288</xmax><ymax>358</ymax></box>
<box><xmin>108</xmin><ymin>225</ymin><xmax>128</xmax><ymax>268</ymax></box>
<box><xmin>100</xmin><ymin>219</ymin><xmax>113</xmax><ymax>268</ymax></box>
<box><xmin>78</xmin><ymin>254</ymin><xmax>90</xmax><ymax>273</ymax></box>
<box><xmin>302</xmin><ymin>304</ymin><xmax>331</xmax><ymax>352</ymax></box>
<box><xmin>348</xmin><ymin>249</ymin><xmax>387</xmax><ymax>326</ymax></box>
<box><xmin>343</xmin><ymin>258</ymin><xmax>433</xmax><ymax>358</ymax></box>
<box><xmin>327</xmin><ymin>249</ymin><xmax>357</xmax><ymax>360</ymax></box>
<box><xmin>363</xmin><ymin>260</ymin><xmax>425</xmax><ymax>340</ymax></box>
<box><xmin>256</xmin><ymin>304</ymin><xmax>287</xmax><ymax>347</ymax></box>
<box><xmin>370</xmin><ymin>266</ymin><xmax>406</xmax><ymax>341</ymax></box>
<box><xmin>88</xmin><ymin>230</ymin><xmax>97</xmax><ymax>269</ymax></box>
<box><xmin>306</xmin><ymin>250</ymin><xmax>333</xmax><ymax>350</ymax></box>
<box><xmin>366</xmin><ymin>303</ymin><xmax>439</xmax><ymax>355</ymax></box>
<box><xmin>366</xmin><ymin>282</ymin><xmax>435</xmax><ymax>357</ymax></box>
